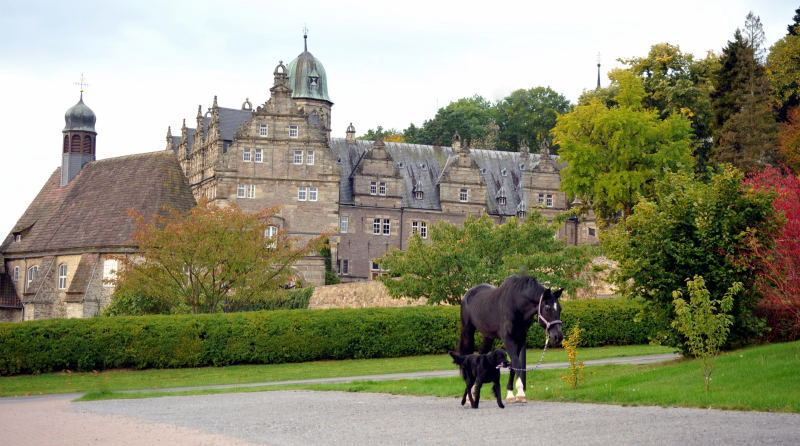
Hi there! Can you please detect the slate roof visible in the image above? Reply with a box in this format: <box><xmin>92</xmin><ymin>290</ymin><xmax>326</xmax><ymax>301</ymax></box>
<box><xmin>1</xmin><ymin>151</ymin><xmax>196</xmax><ymax>256</ymax></box>
<box><xmin>329</xmin><ymin>138</ymin><xmax>559</xmax><ymax>215</ymax></box>
<box><xmin>182</xmin><ymin>107</ymin><xmax>252</xmax><ymax>154</ymax></box>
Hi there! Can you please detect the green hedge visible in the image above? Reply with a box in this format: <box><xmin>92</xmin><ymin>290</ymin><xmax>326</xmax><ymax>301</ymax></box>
<box><xmin>0</xmin><ymin>298</ymin><xmax>660</xmax><ymax>375</ymax></box>
<box><xmin>224</xmin><ymin>287</ymin><xmax>313</xmax><ymax>312</ymax></box>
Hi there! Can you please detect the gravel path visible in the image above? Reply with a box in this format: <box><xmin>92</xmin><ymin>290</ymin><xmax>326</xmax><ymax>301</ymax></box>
<box><xmin>69</xmin><ymin>390</ymin><xmax>800</xmax><ymax>446</ymax></box>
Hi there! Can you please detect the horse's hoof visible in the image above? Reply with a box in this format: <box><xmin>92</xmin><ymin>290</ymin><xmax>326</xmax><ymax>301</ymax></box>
<box><xmin>506</xmin><ymin>396</ymin><xmax>515</xmax><ymax>403</ymax></box>
<box><xmin>516</xmin><ymin>395</ymin><xmax>527</xmax><ymax>403</ymax></box>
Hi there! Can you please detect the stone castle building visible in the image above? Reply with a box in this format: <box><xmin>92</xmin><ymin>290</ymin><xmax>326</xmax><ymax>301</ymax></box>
<box><xmin>1</xmin><ymin>37</ymin><xmax>596</xmax><ymax>321</ymax></box>
<box><xmin>166</xmin><ymin>36</ymin><xmax>597</xmax><ymax>283</ymax></box>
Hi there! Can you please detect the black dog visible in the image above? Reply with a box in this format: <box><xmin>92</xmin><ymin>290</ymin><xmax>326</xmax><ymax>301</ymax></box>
<box><xmin>448</xmin><ymin>348</ymin><xmax>510</xmax><ymax>408</ymax></box>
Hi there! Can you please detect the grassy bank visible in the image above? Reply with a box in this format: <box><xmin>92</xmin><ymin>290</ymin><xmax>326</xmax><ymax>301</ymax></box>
<box><xmin>1</xmin><ymin>344</ymin><xmax>671</xmax><ymax>398</ymax></box>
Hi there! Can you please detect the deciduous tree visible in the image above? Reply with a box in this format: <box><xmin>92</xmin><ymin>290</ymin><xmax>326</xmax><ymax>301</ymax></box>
<box><xmin>110</xmin><ymin>202</ymin><xmax>324</xmax><ymax>314</ymax></box>
<box><xmin>552</xmin><ymin>69</ymin><xmax>694</xmax><ymax>226</ymax></box>
<box><xmin>378</xmin><ymin>213</ymin><xmax>594</xmax><ymax>305</ymax></box>
<box><xmin>494</xmin><ymin>87</ymin><xmax>571</xmax><ymax>152</ymax></box>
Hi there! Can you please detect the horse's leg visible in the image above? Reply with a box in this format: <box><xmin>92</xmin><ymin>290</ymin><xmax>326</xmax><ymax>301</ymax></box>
<box><xmin>471</xmin><ymin>378</ymin><xmax>483</xmax><ymax>408</ymax></box>
<box><xmin>459</xmin><ymin>318</ymin><xmax>476</xmax><ymax>354</ymax></box>
<box><xmin>504</xmin><ymin>338</ymin><xmax>520</xmax><ymax>402</ymax></box>
<box><xmin>516</xmin><ymin>343</ymin><xmax>528</xmax><ymax>402</ymax></box>
<box><xmin>479</xmin><ymin>336</ymin><xmax>494</xmax><ymax>354</ymax></box>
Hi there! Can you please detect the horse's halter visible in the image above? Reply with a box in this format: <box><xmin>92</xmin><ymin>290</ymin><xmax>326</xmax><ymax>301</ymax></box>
<box><xmin>538</xmin><ymin>293</ymin><xmax>562</xmax><ymax>330</ymax></box>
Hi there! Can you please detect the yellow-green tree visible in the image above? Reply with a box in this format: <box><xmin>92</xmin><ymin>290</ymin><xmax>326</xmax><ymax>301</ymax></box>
<box><xmin>552</xmin><ymin>69</ymin><xmax>695</xmax><ymax>226</ymax></box>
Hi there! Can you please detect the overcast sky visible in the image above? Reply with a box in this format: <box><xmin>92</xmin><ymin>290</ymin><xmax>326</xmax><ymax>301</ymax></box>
<box><xmin>0</xmin><ymin>0</ymin><xmax>796</xmax><ymax>236</ymax></box>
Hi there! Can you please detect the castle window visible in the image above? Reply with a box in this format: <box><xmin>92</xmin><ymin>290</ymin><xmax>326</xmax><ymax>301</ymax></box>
<box><xmin>13</xmin><ymin>266</ymin><xmax>19</xmax><ymax>282</ymax></box>
<box><xmin>26</xmin><ymin>265</ymin><xmax>38</xmax><ymax>291</ymax></box>
<box><xmin>414</xmin><ymin>190</ymin><xmax>423</xmax><ymax>200</ymax></box>
<box><xmin>341</xmin><ymin>259</ymin><xmax>349</xmax><ymax>275</ymax></box>
<box><xmin>383</xmin><ymin>218</ymin><xmax>390</xmax><ymax>235</ymax></box>
<box><xmin>588</xmin><ymin>227</ymin><xmax>596</xmax><ymax>237</ymax></box>
<box><xmin>379</xmin><ymin>182</ymin><xmax>386</xmax><ymax>196</ymax></box>
<box><xmin>412</xmin><ymin>221</ymin><xmax>428</xmax><ymax>239</ymax></box>
<box><xmin>255</xmin><ymin>148</ymin><xmax>263</xmax><ymax>163</ymax></box>
<box><xmin>546</xmin><ymin>194</ymin><xmax>553</xmax><ymax>208</ymax></box>
<box><xmin>237</xmin><ymin>184</ymin><xmax>246</xmax><ymax>198</ymax></box>
<box><xmin>247</xmin><ymin>184</ymin><xmax>255</xmax><ymax>198</ymax></box>
<box><xmin>309</xmin><ymin>187</ymin><xmax>318</xmax><ymax>201</ymax></box>
<box><xmin>298</xmin><ymin>186</ymin><xmax>308</xmax><ymax>201</ymax></box>
<box><xmin>538</xmin><ymin>193</ymin><xmax>544</xmax><ymax>205</ymax></box>
<box><xmin>370</xmin><ymin>181</ymin><xmax>377</xmax><ymax>195</ymax></box>
<box><xmin>460</xmin><ymin>188</ymin><xmax>468</xmax><ymax>202</ymax></box>
<box><xmin>306</xmin><ymin>150</ymin><xmax>315</xmax><ymax>165</ymax></box>
<box><xmin>243</xmin><ymin>148</ymin><xmax>252</xmax><ymax>162</ymax></box>
<box><xmin>289</xmin><ymin>125</ymin><xmax>298</xmax><ymax>138</ymax></box>
<box><xmin>497</xmin><ymin>196</ymin><xmax>507</xmax><ymax>206</ymax></box>
<box><xmin>259</xmin><ymin>124</ymin><xmax>268</xmax><ymax>137</ymax></box>
<box><xmin>372</xmin><ymin>218</ymin><xmax>381</xmax><ymax>235</ymax></box>
<box><xmin>294</xmin><ymin>150</ymin><xmax>303</xmax><ymax>165</ymax></box>
<box><xmin>340</xmin><ymin>216</ymin><xmax>349</xmax><ymax>233</ymax></box>
<box><xmin>102</xmin><ymin>259</ymin><xmax>118</xmax><ymax>286</ymax></box>
<box><xmin>58</xmin><ymin>264</ymin><xmax>68</xmax><ymax>290</ymax></box>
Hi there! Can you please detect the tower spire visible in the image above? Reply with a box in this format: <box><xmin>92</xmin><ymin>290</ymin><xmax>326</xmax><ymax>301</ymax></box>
<box><xmin>596</xmin><ymin>52</ymin><xmax>601</xmax><ymax>90</ymax></box>
<box><xmin>303</xmin><ymin>25</ymin><xmax>308</xmax><ymax>52</ymax></box>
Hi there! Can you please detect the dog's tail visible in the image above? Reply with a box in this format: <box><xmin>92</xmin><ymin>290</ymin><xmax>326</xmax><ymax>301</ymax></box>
<box><xmin>448</xmin><ymin>350</ymin><xmax>466</xmax><ymax>365</ymax></box>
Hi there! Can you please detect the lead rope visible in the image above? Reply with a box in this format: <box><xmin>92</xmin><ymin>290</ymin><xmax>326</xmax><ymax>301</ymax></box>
<box><xmin>507</xmin><ymin>335</ymin><xmax>549</xmax><ymax>373</ymax></box>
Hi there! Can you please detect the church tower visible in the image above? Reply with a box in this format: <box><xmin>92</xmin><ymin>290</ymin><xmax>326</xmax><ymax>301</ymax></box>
<box><xmin>61</xmin><ymin>92</ymin><xmax>96</xmax><ymax>186</ymax></box>
<box><xmin>287</xmin><ymin>31</ymin><xmax>332</xmax><ymax>140</ymax></box>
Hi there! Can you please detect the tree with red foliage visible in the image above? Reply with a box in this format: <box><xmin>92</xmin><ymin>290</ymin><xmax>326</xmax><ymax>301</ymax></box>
<box><xmin>745</xmin><ymin>167</ymin><xmax>800</xmax><ymax>339</ymax></box>
<box><xmin>778</xmin><ymin>107</ymin><xmax>800</xmax><ymax>174</ymax></box>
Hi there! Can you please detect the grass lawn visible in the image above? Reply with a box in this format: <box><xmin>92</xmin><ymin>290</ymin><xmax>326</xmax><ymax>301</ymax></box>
<box><xmin>283</xmin><ymin>340</ymin><xmax>800</xmax><ymax>413</ymax></box>
<box><xmin>0</xmin><ymin>344</ymin><xmax>671</xmax><ymax>398</ymax></box>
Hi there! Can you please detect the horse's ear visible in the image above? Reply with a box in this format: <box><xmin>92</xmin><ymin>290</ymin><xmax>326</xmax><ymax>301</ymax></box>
<box><xmin>553</xmin><ymin>288</ymin><xmax>563</xmax><ymax>300</ymax></box>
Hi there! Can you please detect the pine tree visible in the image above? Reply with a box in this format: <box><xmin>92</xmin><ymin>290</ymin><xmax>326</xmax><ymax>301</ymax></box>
<box><xmin>711</xmin><ymin>19</ymin><xmax>778</xmax><ymax>172</ymax></box>
<box><xmin>788</xmin><ymin>7</ymin><xmax>800</xmax><ymax>35</ymax></box>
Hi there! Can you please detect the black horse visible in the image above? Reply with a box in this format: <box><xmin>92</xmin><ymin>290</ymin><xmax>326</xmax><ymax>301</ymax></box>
<box><xmin>458</xmin><ymin>273</ymin><xmax>563</xmax><ymax>403</ymax></box>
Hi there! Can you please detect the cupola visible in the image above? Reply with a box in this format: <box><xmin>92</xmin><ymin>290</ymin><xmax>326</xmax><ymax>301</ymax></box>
<box><xmin>61</xmin><ymin>92</ymin><xmax>97</xmax><ymax>186</ymax></box>
<box><xmin>287</xmin><ymin>33</ymin><xmax>332</xmax><ymax>104</ymax></box>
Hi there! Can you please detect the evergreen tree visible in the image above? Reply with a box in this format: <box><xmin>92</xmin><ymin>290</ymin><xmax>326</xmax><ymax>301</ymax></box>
<box><xmin>711</xmin><ymin>20</ymin><xmax>778</xmax><ymax>172</ymax></box>
<box><xmin>788</xmin><ymin>6</ymin><xmax>800</xmax><ymax>35</ymax></box>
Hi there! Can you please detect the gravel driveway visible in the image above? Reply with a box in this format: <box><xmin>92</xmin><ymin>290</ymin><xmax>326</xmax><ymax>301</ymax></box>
<box><xmin>20</xmin><ymin>390</ymin><xmax>790</xmax><ymax>445</ymax></box>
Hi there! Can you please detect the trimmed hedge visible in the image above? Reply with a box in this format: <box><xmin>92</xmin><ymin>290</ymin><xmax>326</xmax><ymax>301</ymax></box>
<box><xmin>0</xmin><ymin>298</ymin><xmax>661</xmax><ymax>375</ymax></box>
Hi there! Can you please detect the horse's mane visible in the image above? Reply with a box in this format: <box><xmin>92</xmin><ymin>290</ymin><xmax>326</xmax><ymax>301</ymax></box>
<box><xmin>498</xmin><ymin>273</ymin><xmax>542</xmax><ymax>296</ymax></box>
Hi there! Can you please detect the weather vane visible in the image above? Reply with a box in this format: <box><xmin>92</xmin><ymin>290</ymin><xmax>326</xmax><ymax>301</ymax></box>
<box><xmin>74</xmin><ymin>73</ymin><xmax>90</xmax><ymax>95</ymax></box>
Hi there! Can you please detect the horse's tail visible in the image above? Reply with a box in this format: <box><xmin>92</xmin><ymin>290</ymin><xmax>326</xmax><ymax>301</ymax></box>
<box><xmin>459</xmin><ymin>288</ymin><xmax>477</xmax><ymax>354</ymax></box>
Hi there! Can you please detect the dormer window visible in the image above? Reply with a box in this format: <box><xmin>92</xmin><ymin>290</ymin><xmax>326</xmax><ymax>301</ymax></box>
<box><xmin>414</xmin><ymin>190</ymin><xmax>423</xmax><ymax>200</ymax></box>
<box><xmin>14</xmin><ymin>234</ymin><xmax>21</xmax><ymax>243</ymax></box>
<box><xmin>309</xmin><ymin>76</ymin><xmax>319</xmax><ymax>88</ymax></box>
<box><xmin>517</xmin><ymin>210</ymin><xmax>526</xmax><ymax>219</ymax></box>
<box><xmin>498</xmin><ymin>197</ymin><xmax>507</xmax><ymax>206</ymax></box>
<box><xmin>501</xmin><ymin>168</ymin><xmax>508</xmax><ymax>176</ymax></box>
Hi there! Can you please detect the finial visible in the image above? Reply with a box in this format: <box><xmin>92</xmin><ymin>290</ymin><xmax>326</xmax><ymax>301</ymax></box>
<box><xmin>303</xmin><ymin>25</ymin><xmax>308</xmax><ymax>52</ymax></box>
<box><xmin>167</xmin><ymin>126</ymin><xmax>172</xmax><ymax>137</ymax></box>
<box><xmin>182</xmin><ymin>118</ymin><xmax>187</xmax><ymax>128</ymax></box>
<box><xmin>520</xmin><ymin>138</ymin><xmax>529</xmax><ymax>154</ymax></box>
<box><xmin>539</xmin><ymin>139</ymin><xmax>550</xmax><ymax>156</ymax></box>
<box><xmin>596</xmin><ymin>52</ymin><xmax>602</xmax><ymax>90</ymax></box>
<box><xmin>74</xmin><ymin>73</ymin><xmax>90</xmax><ymax>100</ymax></box>
<box><xmin>212</xmin><ymin>95</ymin><xmax>218</xmax><ymax>108</ymax></box>
<box><xmin>196</xmin><ymin>105</ymin><xmax>202</xmax><ymax>118</ymax></box>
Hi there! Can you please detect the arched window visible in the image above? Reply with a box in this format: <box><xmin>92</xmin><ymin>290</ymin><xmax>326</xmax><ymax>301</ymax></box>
<box><xmin>63</xmin><ymin>135</ymin><xmax>69</xmax><ymax>153</ymax></box>
<box><xmin>58</xmin><ymin>264</ymin><xmax>68</xmax><ymax>290</ymax></box>
<box><xmin>82</xmin><ymin>135</ymin><xmax>92</xmax><ymax>154</ymax></box>
<box><xmin>26</xmin><ymin>265</ymin><xmax>39</xmax><ymax>291</ymax></box>
<box><xmin>70</xmin><ymin>134</ymin><xmax>81</xmax><ymax>153</ymax></box>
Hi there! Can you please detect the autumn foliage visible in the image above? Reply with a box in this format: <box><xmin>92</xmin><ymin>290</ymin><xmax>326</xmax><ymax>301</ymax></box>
<box><xmin>745</xmin><ymin>167</ymin><xmax>800</xmax><ymax>339</ymax></box>
<box><xmin>778</xmin><ymin>107</ymin><xmax>800</xmax><ymax>174</ymax></box>
<box><xmin>111</xmin><ymin>201</ymin><xmax>324</xmax><ymax>314</ymax></box>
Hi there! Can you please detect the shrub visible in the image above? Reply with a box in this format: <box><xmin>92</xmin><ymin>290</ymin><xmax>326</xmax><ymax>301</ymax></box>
<box><xmin>0</xmin><ymin>298</ymin><xmax>660</xmax><ymax>376</ymax></box>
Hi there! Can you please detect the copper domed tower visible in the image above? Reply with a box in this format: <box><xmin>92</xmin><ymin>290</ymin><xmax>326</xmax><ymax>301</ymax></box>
<box><xmin>61</xmin><ymin>92</ymin><xmax>97</xmax><ymax>186</ymax></box>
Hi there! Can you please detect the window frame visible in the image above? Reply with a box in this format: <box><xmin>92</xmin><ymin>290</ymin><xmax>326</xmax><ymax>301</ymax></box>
<box><xmin>382</xmin><ymin>218</ymin><xmax>390</xmax><ymax>236</ymax></box>
<box><xmin>546</xmin><ymin>194</ymin><xmax>553</xmax><ymax>208</ymax></box>
<box><xmin>379</xmin><ymin>182</ymin><xmax>387</xmax><ymax>196</ymax></box>
<box><xmin>237</xmin><ymin>184</ymin><xmax>246</xmax><ymax>198</ymax></box>
<box><xmin>58</xmin><ymin>263</ymin><xmax>67</xmax><ymax>290</ymax></box>
<box><xmin>372</xmin><ymin>218</ymin><xmax>381</xmax><ymax>235</ymax></box>
<box><xmin>297</xmin><ymin>186</ymin><xmax>308</xmax><ymax>201</ymax></box>
<box><xmin>293</xmin><ymin>150</ymin><xmax>303</xmax><ymax>165</ymax></box>
<box><xmin>414</xmin><ymin>190</ymin><xmax>423</xmax><ymax>200</ymax></box>
<box><xmin>497</xmin><ymin>196</ymin><xmax>507</xmax><ymax>206</ymax></box>
<box><xmin>341</xmin><ymin>259</ymin><xmax>349</xmax><ymax>275</ymax></box>
<box><xmin>13</xmin><ymin>266</ymin><xmax>19</xmax><ymax>282</ymax></box>
<box><xmin>370</xmin><ymin>181</ymin><xmax>377</xmax><ymax>195</ymax></box>
<box><xmin>412</xmin><ymin>221</ymin><xmax>427</xmax><ymax>239</ymax></box>
<box><xmin>243</xmin><ymin>148</ymin><xmax>252</xmax><ymax>162</ymax></box>
<box><xmin>26</xmin><ymin>265</ymin><xmax>38</xmax><ymax>290</ymax></box>
<box><xmin>289</xmin><ymin>125</ymin><xmax>299</xmax><ymax>138</ymax></box>
<box><xmin>588</xmin><ymin>227</ymin><xmax>596</xmax><ymax>237</ymax></box>
<box><xmin>102</xmin><ymin>259</ymin><xmax>118</xmax><ymax>286</ymax></box>
<box><xmin>247</xmin><ymin>184</ymin><xmax>255</xmax><ymax>199</ymax></box>
<box><xmin>340</xmin><ymin>215</ymin><xmax>349</xmax><ymax>233</ymax></box>
<box><xmin>459</xmin><ymin>188</ymin><xmax>468</xmax><ymax>202</ymax></box>
<box><xmin>306</xmin><ymin>150</ymin><xmax>315</xmax><ymax>165</ymax></box>
<box><xmin>254</xmin><ymin>148</ymin><xmax>263</xmax><ymax>163</ymax></box>
<box><xmin>259</xmin><ymin>124</ymin><xmax>268</xmax><ymax>137</ymax></box>
<box><xmin>308</xmin><ymin>186</ymin><xmax>318</xmax><ymax>201</ymax></box>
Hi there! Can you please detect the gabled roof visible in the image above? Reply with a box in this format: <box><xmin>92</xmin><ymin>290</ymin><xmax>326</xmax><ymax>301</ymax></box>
<box><xmin>329</xmin><ymin>138</ymin><xmax>557</xmax><ymax>214</ymax></box>
<box><xmin>1</xmin><ymin>151</ymin><xmax>196</xmax><ymax>255</ymax></box>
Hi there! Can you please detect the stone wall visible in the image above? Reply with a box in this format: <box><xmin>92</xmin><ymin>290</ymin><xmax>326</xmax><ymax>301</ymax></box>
<box><xmin>0</xmin><ymin>308</ymin><xmax>22</xmax><ymax>322</ymax></box>
<box><xmin>308</xmin><ymin>280</ymin><xmax>427</xmax><ymax>309</ymax></box>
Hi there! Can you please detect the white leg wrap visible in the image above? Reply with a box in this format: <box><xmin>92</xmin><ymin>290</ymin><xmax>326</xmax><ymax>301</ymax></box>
<box><xmin>472</xmin><ymin>384</ymin><xmax>478</xmax><ymax>399</ymax></box>
<box><xmin>506</xmin><ymin>389</ymin><xmax>515</xmax><ymax>401</ymax></box>
<box><xmin>515</xmin><ymin>377</ymin><xmax>526</xmax><ymax>401</ymax></box>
